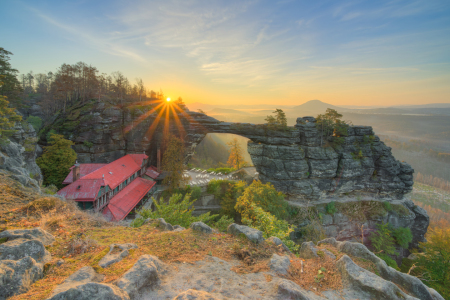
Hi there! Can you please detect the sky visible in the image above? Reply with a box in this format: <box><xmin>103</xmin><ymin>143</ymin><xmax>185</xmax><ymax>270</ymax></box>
<box><xmin>1</xmin><ymin>0</ymin><xmax>450</xmax><ymax>106</ymax></box>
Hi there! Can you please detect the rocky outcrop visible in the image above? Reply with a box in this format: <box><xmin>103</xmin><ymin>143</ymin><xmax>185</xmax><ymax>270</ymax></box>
<box><xmin>37</xmin><ymin>100</ymin><xmax>413</xmax><ymax>203</ymax></box>
<box><xmin>190</xmin><ymin>222</ymin><xmax>213</xmax><ymax>234</ymax></box>
<box><xmin>0</xmin><ymin>118</ymin><xmax>42</xmax><ymax>189</ymax></box>
<box><xmin>227</xmin><ymin>223</ymin><xmax>264</xmax><ymax>244</ymax></box>
<box><xmin>0</xmin><ymin>228</ymin><xmax>54</xmax><ymax>300</ymax></box>
<box><xmin>98</xmin><ymin>243</ymin><xmax>138</xmax><ymax>268</ymax></box>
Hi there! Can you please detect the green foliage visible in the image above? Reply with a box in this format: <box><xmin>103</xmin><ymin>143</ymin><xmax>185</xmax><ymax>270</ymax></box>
<box><xmin>36</xmin><ymin>133</ymin><xmax>77</xmax><ymax>188</ymax></box>
<box><xmin>325</xmin><ymin>201</ymin><xmax>336</xmax><ymax>214</ymax></box>
<box><xmin>392</xmin><ymin>226</ymin><xmax>413</xmax><ymax>249</ymax></box>
<box><xmin>132</xmin><ymin>193</ymin><xmax>218</xmax><ymax>228</ymax></box>
<box><xmin>369</xmin><ymin>222</ymin><xmax>398</xmax><ymax>255</ymax></box>
<box><xmin>26</xmin><ymin>116</ymin><xmax>42</xmax><ymax>132</ymax></box>
<box><xmin>0</xmin><ymin>81</ymin><xmax>22</xmax><ymax>143</ymax></box>
<box><xmin>265</xmin><ymin>108</ymin><xmax>287</xmax><ymax>130</ymax></box>
<box><xmin>315</xmin><ymin>267</ymin><xmax>327</xmax><ymax>283</ymax></box>
<box><xmin>83</xmin><ymin>140</ymin><xmax>93</xmax><ymax>148</ymax></box>
<box><xmin>213</xmin><ymin>215</ymin><xmax>234</xmax><ymax>232</ymax></box>
<box><xmin>316</xmin><ymin>108</ymin><xmax>349</xmax><ymax>147</ymax></box>
<box><xmin>236</xmin><ymin>180</ymin><xmax>288</xmax><ymax>220</ymax></box>
<box><xmin>0</xmin><ymin>48</ymin><xmax>22</xmax><ymax>106</ymax></box>
<box><xmin>383</xmin><ymin>201</ymin><xmax>393</xmax><ymax>212</ymax></box>
<box><xmin>351</xmin><ymin>149</ymin><xmax>364</xmax><ymax>160</ymax></box>
<box><xmin>162</xmin><ymin>134</ymin><xmax>187</xmax><ymax>192</ymax></box>
<box><xmin>207</xmin><ymin>179</ymin><xmax>247</xmax><ymax>218</ymax></box>
<box><xmin>161</xmin><ymin>185</ymin><xmax>202</xmax><ymax>201</ymax></box>
<box><xmin>42</xmin><ymin>184</ymin><xmax>58</xmax><ymax>195</ymax></box>
<box><xmin>376</xmin><ymin>253</ymin><xmax>399</xmax><ymax>270</ymax></box>
<box><xmin>413</xmin><ymin>226</ymin><xmax>450</xmax><ymax>298</ymax></box>
<box><xmin>46</xmin><ymin>129</ymin><xmax>57</xmax><ymax>141</ymax></box>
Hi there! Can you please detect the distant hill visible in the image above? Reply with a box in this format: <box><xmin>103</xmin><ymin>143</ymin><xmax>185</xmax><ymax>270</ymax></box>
<box><xmin>393</xmin><ymin>103</ymin><xmax>450</xmax><ymax>109</ymax></box>
<box><xmin>288</xmin><ymin>100</ymin><xmax>348</xmax><ymax>117</ymax></box>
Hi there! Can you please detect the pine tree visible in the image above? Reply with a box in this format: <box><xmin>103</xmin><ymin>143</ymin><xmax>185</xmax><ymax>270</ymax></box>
<box><xmin>36</xmin><ymin>133</ymin><xmax>77</xmax><ymax>188</ymax></box>
<box><xmin>274</xmin><ymin>108</ymin><xmax>287</xmax><ymax>128</ymax></box>
<box><xmin>0</xmin><ymin>48</ymin><xmax>22</xmax><ymax>106</ymax></box>
<box><xmin>227</xmin><ymin>137</ymin><xmax>247</xmax><ymax>170</ymax></box>
<box><xmin>0</xmin><ymin>77</ymin><xmax>22</xmax><ymax>143</ymax></box>
<box><xmin>162</xmin><ymin>133</ymin><xmax>187</xmax><ymax>191</ymax></box>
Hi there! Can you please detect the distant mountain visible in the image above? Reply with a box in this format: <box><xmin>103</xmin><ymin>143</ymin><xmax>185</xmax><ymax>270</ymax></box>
<box><xmin>288</xmin><ymin>100</ymin><xmax>349</xmax><ymax>117</ymax></box>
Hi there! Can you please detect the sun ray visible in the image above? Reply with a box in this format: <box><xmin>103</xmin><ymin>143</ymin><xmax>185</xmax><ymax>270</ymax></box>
<box><xmin>169</xmin><ymin>104</ymin><xmax>186</xmax><ymax>138</ymax></box>
<box><xmin>144</xmin><ymin>104</ymin><xmax>167</xmax><ymax>142</ymax></box>
<box><xmin>123</xmin><ymin>101</ymin><xmax>165</xmax><ymax>134</ymax></box>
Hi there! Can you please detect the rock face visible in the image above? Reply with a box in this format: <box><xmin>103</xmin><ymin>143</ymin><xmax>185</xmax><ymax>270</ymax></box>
<box><xmin>227</xmin><ymin>223</ymin><xmax>264</xmax><ymax>244</ymax></box>
<box><xmin>0</xmin><ymin>118</ymin><xmax>42</xmax><ymax>189</ymax></box>
<box><xmin>98</xmin><ymin>243</ymin><xmax>138</xmax><ymax>268</ymax></box>
<box><xmin>38</xmin><ymin>100</ymin><xmax>413</xmax><ymax>203</ymax></box>
<box><xmin>0</xmin><ymin>228</ymin><xmax>54</xmax><ymax>300</ymax></box>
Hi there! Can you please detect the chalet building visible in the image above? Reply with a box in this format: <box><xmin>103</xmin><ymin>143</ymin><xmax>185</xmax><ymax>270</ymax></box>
<box><xmin>57</xmin><ymin>154</ymin><xmax>160</xmax><ymax>221</ymax></box>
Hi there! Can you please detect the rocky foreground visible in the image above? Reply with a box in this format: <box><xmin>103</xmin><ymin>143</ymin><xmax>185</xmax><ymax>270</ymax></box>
<box><xmin>0</xmin><ymin>220</ymin><xmax>444</xmax><ymax>300</ymax></box>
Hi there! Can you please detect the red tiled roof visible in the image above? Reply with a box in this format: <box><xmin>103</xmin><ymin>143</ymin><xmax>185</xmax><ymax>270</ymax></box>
<box><xmin>102</xmin><ymin>177</ymin><xmax>155</xmax><ymax>221</ymax></box>
<box><xmin>57</xmin><ymin>178</ymin><xmax>103</xmax><ymax>201</ymax></box>
<box><xmin>82</xmin><ymin>154</ymin><xmax>148</xmax><ymax>190</ymax></box>
<box><xmin>128</xmin><ymin>154</ymin><xmax>147</xmax><ymax>167</ymax></box>
<box><xmin>145</xmin><ymin>168</ymin><xmax>160</xmax><ymax>180</ymax></box>
<box><xmin>62</xmin><ymin>164</ymin><xmax>108</xmax><ymax>184</ymax></box>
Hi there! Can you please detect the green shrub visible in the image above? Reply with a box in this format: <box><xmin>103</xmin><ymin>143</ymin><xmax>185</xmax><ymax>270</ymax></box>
<box><xmin>206</xmin><ymin>179</ymin><xmax>247</xmax><ymax>218</ymax></box>
<box><xmin>369</xmin><ymin>222</ymin><xmax>398</xmax><ymax>255</ymax></box>
<box><xmin>83</xmin><ymin>140</ymin><xmax>93</xmax><ymax>148</ymax></box>
<box><xmin>236</xmin><ymin>180</ymin><xmax>288</xmax><ymax>220</ymax></box>
<box><xmin>377</xmin><ymin>253</ymin><xmax>399</xmax><ymax>270</ymax></box>
<box><xmin>213</xmin><ymin>215</ymin><xmax>234</xmax><ymax>232</ymax></box>
<box><xmin>206</xmin><ymin>167</ymin><xmax>236</xmax><ymax>174</ymax></box>
<box><xmin>26</xmin><ymin>116</ymin><xmax>43</xmax><ymax>131</ymax></box>
<box><xmin>42</xmin><ymin>184</ymin><xmax>58</xmax><ymax>195</ymax></box>
<box><xmin>325</xmin><ymin>201</ymin><xmax>336</xmax><ymax>214</ymax></box>
<box><xmin>189</xmin><ymin>186</ymin><xmax>202</xmax><ymax>201</ymax></box>
<box><xmin>383</xmin><ymin>201</ymin><xmax>392</xmax><ymax>212</ymax></box>
<box><xmin>392</xmin><ymin>226</ymin><xmax>413</xmax><ymax>249</ymax></box>
<box><xmin>132</xmin><ymin>193</ymin><xmax>217</xmax><ymax>228</ymax></box>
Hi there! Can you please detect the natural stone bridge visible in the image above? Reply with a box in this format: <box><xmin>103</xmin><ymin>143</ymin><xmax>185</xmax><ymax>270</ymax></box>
<box><xmin>185</xmin><ymin>112</ymin><xmax>414</xmax><ymax>204</ymax></box>
<box><xmin>41</xmin><ymin>100</ymin><xmax>413</xmax><ymax>204</ymax></box>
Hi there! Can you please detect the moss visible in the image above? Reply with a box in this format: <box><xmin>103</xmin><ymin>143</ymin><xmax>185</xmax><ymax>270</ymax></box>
<box><xmin>317</xmin><ymin>250</ymin><xmax>325</xmax><ymax>258</ymax></box>
<box><xmin>0</xmin><ymin>237</ymin><xmax>7</xmax><ymax>244</ymax></box>
<box><xmin>391</xmin><ymin>204</ymin><xmax>410</xmax><ymax>216</ymax></box>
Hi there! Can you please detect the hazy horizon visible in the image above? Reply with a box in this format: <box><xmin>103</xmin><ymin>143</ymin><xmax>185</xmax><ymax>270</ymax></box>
<box><xmin>2</xmin><ymin>0</ymin><xmax>449</xmax><ymax>106</ymax></box>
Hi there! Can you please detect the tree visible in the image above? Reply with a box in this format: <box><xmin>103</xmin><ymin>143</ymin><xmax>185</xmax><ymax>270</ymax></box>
<box><xmin>162</xmin><ymin>133</ymin><xmax>187</xmax><ymax>192</ymax></box>
<box><xmin>0</xmin><ymin>77</ymin><xmax>22</xmax><ymax>143</ymax></box>
<box><xmin>316</xmin><ymin>108</ymin><xmax>349</xmax><ymax>145</ymax></box>
<box><xmin>0</xmin><ymin>48</ymin><xmax>22</xmax><ymax>106</ymax></box>
<box><xmin>413</xmin><ymin>225</ymin><xmax>450</xmax><ymax>298</ymax></box>
<box><xmin>36</xmin><ymin>133</ymin><xmax>77</xmax><ymax>188</ymax></box>
<box><xmin>227</xmin><ymin>137</ymin><xmax>247</xmax><ymax>170</ymax></box>
<box><xmin>265</xmin><ymin>108</ymin><xmax>287</xmax><ymax>129</ymax></box>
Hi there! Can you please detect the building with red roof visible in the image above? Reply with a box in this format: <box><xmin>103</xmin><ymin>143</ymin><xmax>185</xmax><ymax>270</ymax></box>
<box><xmin>58</xmin><ymin>154</ymin><xmax>157</xmax><ymax>219</ymax></box>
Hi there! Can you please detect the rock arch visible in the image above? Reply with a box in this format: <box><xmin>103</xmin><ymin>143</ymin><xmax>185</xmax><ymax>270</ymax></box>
<box><xmin>184</xmin><ymin>112</ymin><xmax>414</xmax><ymax>204</ymax></box>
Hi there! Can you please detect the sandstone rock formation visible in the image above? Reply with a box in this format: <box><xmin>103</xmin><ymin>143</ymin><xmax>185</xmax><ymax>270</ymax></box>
<box><xmin>0</xmin><ymin>228</ymin><xmax>54</xmax><ymax>299</ymax></box>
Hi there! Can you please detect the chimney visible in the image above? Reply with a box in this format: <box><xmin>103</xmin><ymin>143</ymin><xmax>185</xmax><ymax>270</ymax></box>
<box><xmin>73</xmin><ymin>161</ymin><xmax>81</xmax><ymax>182</ymax></box>
<box><xmin>157</xmin><ymin>147</ymin><xmax>161</xmax><ymax>173</ymax></box>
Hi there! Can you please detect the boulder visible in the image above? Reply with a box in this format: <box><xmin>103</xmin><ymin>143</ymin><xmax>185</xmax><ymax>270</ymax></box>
<box><xmin>173</xmin><ymin>225</ymin><xmax>186</xmax><ymax>232</ymax></box>
<box><xmin>98</xmin><ymin>244</ymin><xmax>138</xmax><ymax>268</ymax></box>
<box><xmin>0</xmin><ymin>256</ymin><xmax>44</xmax><ymax>299</ymax></box>
<box><xmin>47</xmin><ymin>282</ymin><xmax>130</xmax><ymax>300</ymax></box>
<box><xmin>269</xmin><ymin>254</ymin><xmax>290</xmax><ymax>275</ymax></box>
<box><xmin>47</xmin><ymin>266</ymin><xmax>128</xmax><ymax>300</ymax></box>
<box><xmin>266</xmin><ymin>236</ymin><xmax>291</xmax><ymax>252</ymax></box>
<box><xmin>0</xmin><ymin>228</ymin><xmax>55</xmax><ymax>246</ymax></box>
<box><xmin>227</xmin><ymin>224</ymin><xmax>264</xmax><ymax>244</ymax></box>
<box><xmin>190</xmin><ymin>222</ymin><xmax>212</xmax><ymax>234</ymax></box>
<box><xmin>115</xmin><ymin>255</ymin><xmax>165</xmax><ymax>299</ymax></box>
<box><xmin>172</xmin><ymin>289</ymin><xmax>220</xmax><ymax>300</ymax></box>
<box><xmin>336</xmin><ymin>255</ymin><xmax>416</xmax><ymax>300</ymax></box>
<box><xmin>298</xmin><ymin>241</ymin><xmax>318</xmax><ymax>259</ymax></box>
<box><xmin>277</xmin><ymin>279</ymin><xmax>311</xmax><ymax>300</ymax></box>
<box><xmin>0</xmin><ymin>238</ymin><xmax>50</xmax><ymax>263</ymax></box>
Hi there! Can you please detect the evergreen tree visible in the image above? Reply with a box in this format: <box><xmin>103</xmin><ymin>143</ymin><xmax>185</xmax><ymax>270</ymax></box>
<box><xmin>227</xmin><ymin>137</ymin><xmax>247</xmax><ymax>170</ymax></box>
<box><xmin>162</xmin><ymin>133</ymin><xmax>187</xmax><ymax>192</ymax></box>
<box><xmin>36</xmin><ymin>133</ymin><xmax>77</xmax><ymax>188</ymax></box>
<box><xmin>0</xmin><ymin>77</ymin><xmax>22</xmax><ymax>143</ymax></box>
<box><xmin>0</xmin><ymin>48</ymin><xmax>22</xmax><ymax>106</ymax></box>
<box><xmin>265</xmin><ymin>108</ymin><xmax>287</xmax><ymax>129</ymax></box>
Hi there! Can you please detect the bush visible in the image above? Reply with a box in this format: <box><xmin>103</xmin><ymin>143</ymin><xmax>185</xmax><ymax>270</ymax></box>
<box><xmin>369</xmin><ymin>222</ymin><xmax>398</xmax><ymax>255</ymax></box>
<box><xmin>383</xmin><ymin>201</ymin><xmax>392</xmax><ymax>212</ymax></box>
<box><xmin>325</xmin><ymin>201</ymin><xmax>336</xmax><ymax>214</ymax></box>
<box><xmin>213</xmin><ymin>215</ymin><xmax>234</xmax><ymax>232</ymax></box>
<box><xmin>377</xmin><ymin>253</ymin><xmax>399</xmax><ymax>270</ymax></box>
<box><xmin>206</xmin><ymin>179</ymin><xmax>247</xmax><ymax>219</ymax></box>
<box><xmin>236</xmin><ymin>180</ymin><xmax>288</xmax><ymax>220</ymax></box>
<box><xmin>26</xmin><ymin>116</ymin><xmax>43</xmax><ymax>131</ymax></box>
<box><xmin>392</xmin><ymin>226</ymin><xmax>413</xmax><ymax>249</ymax></box>
<box><xmin>131</xmin><ymin>193</ymin><xmax>217</xmax><ymax>228</ymax></box>
<box><xmin>42</xmin><ymin>184</ymin><xmax>58</xmax><ymax>195</ymax></box>
<box><xmin>206</xmin><ymin>167</ymin><xmax>236</xmax><ymax>174</ymax></box>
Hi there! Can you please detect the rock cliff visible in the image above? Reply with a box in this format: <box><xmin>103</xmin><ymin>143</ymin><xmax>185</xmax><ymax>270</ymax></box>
<box><xmin>38</xmin><ymin>100</ymin><xmax>413</xmax><ymax>204</ymax></box>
